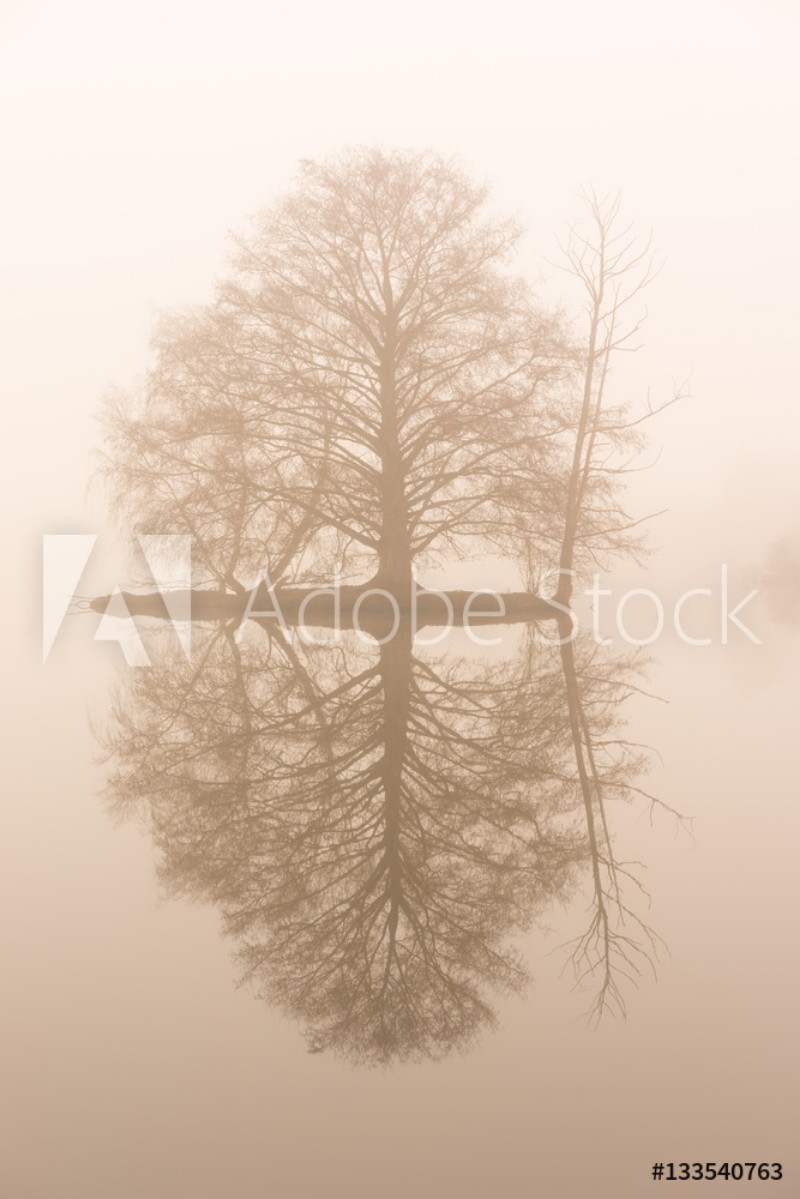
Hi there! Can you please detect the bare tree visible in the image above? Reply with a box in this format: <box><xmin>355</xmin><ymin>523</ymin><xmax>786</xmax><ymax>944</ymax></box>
<box><xmin>95</xmin><ymin>152</ymin><xmax>680</xmax><ymax>1051</ymax></box>
<box><xmin>551</xmin><ymin>188</ymin><xmax>686</xmax><ymax>1019</ymax></box>
<box><xmin>101</xmin><ymin>149</ymin><xmax>576</xmax><ymax>598</ymax></box>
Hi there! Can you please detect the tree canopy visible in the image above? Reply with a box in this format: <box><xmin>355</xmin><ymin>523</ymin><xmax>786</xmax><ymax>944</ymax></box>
<box><xmin>98</xmin><ymin>149</ymin><xmax>679</xmax><ymax>1062</ymax></box>
<box><xmin>105</xmin><ymin>149</ymin><xmax>593</xmax><ymax>593</ymax></box>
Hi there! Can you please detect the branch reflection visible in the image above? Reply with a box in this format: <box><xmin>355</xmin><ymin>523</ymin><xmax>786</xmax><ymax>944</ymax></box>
<box><xmin>103</xmin><ymin>611</ymin><xmax>635</xmax><ymax>1063</ymax></box>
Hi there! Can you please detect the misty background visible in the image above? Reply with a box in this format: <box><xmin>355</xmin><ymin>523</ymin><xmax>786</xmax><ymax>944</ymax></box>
<box><xmin>2</xmin><ymin>2</ymin><xmax>799</xmax><ymax>1196</ymax></box>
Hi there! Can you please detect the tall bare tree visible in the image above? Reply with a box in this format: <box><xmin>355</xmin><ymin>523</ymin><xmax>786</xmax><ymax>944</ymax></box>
<box><xmin>102</xmin><ymin>149</ymin><xmax>576</xmax><ymax>599</ymax></box>
<box><xmin>552</xmin><ymin>188</ymin><xmax>684</xmax><ymax>1019</ymax></box>
<box><xmin>96</xmin><ymin>152</ymin><xmax>680</xmax><ymax>1051</ymax></box>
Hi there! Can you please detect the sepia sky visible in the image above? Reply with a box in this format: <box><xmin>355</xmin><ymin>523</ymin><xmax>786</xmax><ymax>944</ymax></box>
<box><xmin>1</xmin><ymin>2</ymin><xmax>798</xmax><ymax>1196</ymax></box>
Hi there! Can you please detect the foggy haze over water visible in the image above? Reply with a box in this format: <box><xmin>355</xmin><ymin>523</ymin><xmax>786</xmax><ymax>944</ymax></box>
<box><xmin>2</xmin><ymin>2</ymin><xmax>799</xmax><ymax>1196</ymax></box>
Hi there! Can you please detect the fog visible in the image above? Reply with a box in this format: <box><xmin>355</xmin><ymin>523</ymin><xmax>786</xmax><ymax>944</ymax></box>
<box><xmin>2</xmin><ymin>2</ymin><xmax>799</xmax><ymax>1196</ymax></box>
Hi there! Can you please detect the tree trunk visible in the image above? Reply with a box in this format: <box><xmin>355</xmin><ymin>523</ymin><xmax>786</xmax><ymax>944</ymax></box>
<box><xmin>375</xmin><ymin>296</ymin><xmax>413</xmax><ymax>598</ymax></box>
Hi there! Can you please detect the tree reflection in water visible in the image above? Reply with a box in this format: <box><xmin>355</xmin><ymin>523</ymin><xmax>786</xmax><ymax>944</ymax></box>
<box><xmin>95</xmin><ymin>152</ymin><xmax>680</xmax><ymax>1063</ymax></box>
<box><xmin>102</xmin><ymin>606</ymin><xmax>649</xmax><ymax>1064</ymax></box>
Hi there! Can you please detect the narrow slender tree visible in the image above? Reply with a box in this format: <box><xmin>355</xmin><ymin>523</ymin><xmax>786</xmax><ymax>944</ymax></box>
<box><xmin>552</xmin><ymin>189</ymin><xmax>684</xmax><ymax>1019</ymax></box>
